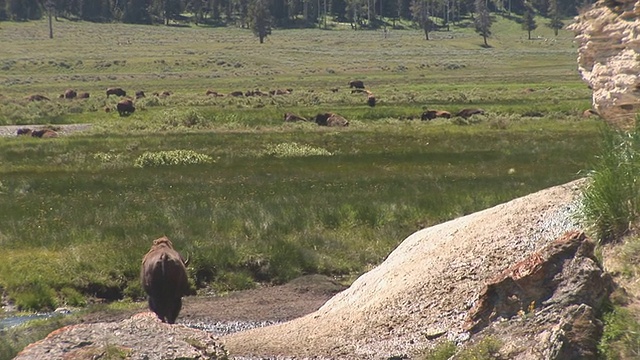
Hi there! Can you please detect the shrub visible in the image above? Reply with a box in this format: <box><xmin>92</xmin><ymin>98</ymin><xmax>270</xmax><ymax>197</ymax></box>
<box><xmin>262</xmin><ymin>142</ymin><xmax>333</xmax><ymax>157</ymax></box>
<box><xmin>12</xmin><ymin>280</ymin><xmax>58</xmax><ymax>311</ymax></box>
<box><xmin>599</xmin><ymin>306</ymin><xmax>640</xmax><ymax>359</ymax></box>
<box><xmin>133</xmin><ymin>150</ymin><xmax>213</xmax><ymax>168</ymax></box>
<box><xmin>160</xmin><ymin>109</ymin><xmax>211</xmax><ymax>129</ymax></box>
<box><xmin>580</xmin><ymin>123</ymin><xmax>640</xmax><ymax>242</ymax></box>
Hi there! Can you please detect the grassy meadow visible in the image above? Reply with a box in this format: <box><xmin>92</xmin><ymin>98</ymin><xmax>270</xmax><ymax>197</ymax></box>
<box><xmin>0</xmin><ymin>14</ymin><xmax>601</xmax><ymax>315</ymax></box>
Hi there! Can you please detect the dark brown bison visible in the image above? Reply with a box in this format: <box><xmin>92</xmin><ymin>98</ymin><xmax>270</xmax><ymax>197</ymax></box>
<box><xmin>63</xmin><ymin>89</ymin><xmax>77</xmax><ymax>99</ymax></box>
<box><xmin>16</xmin><ymin>128</ymin><xmax>32</xmax><ymax>136</ymax></box>
<box><xmin>106</xmin><ymin>87</ymin><xmax>127</xmax><ymax>97</ymax></box>
<box><xmin>77</xmin><ymin>92</ymin><xmax>90</xmax><ymax>99</ymax></box>
<box><xmin>141</xmin><ymin>236</ymin><xmax>189</xmax><ymax>324</ymax></box>
<box><xmin>117</xmin><ymin>99</ymin><xmax>135</xmax><ymax>116</ymax></box>
<box><xmin>284</xmin><ymin>112</ymin><xmax>307</xmax><ymax>122</ymax></box>
<box><xmin>26</xmin><ymin>94</ymin><xmax>50</xmax><ymax>102</ymax></box>
<box><xmin>349</xmin><ymin>80</ymin><xmax>365</xmax><ymax>89</ymax></box>
<box><xmin>135</xmin><ymin>90</ymin><xmax>146</xmax><ymax>99</ymax></box>
<box><xmin>455</xmin><ymin>108</ymin><xmax>485</xmax><ymax>119</ymax></box>
<box><xmin>229</xmin><ymin>91</ymin><xmax>244</xmax><ymax>97</ymax></box>
<box><xmin>421</xmin><ymin>110</ymin><xmax>452</xmax><ymax>121</ymax></box>
<box><xmin>367</xmin><ymin>95</ymin><xmax>376</xmax><ymax>107</ymax></box>
<box><xmin>315</xmin><ymin>113</ymin><xmax>349</xmax><ymax>127</ymax></box>
<box><xmin>31</xmin><ymin>129</ymin><xmax>58</xmax><ymax>138</ymax></box>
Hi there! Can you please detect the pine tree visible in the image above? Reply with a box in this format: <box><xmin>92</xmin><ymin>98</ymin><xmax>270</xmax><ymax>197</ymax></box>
<box><xmin>473</xmin><ymin>0</ymin><xmax>491</xmax><ymax>47</ymax></box>
<box><xmin>248</xmin><ymin>0</ymin><xmax>271</xmax><ymax>43</ymax></box>
<box><xmin>547</xmin><ymin>0</ymin><xmax>563</xmax><ymax>36</ymax></box>
<box><xmin>410</xmin><ymin>0</ymin><xmax>432</xmax><ymax>40</ymax></box>
<box><xmin>522</xmin><ymin>5</ymin><xmax>536</xmax><ymax>40</ymax></box>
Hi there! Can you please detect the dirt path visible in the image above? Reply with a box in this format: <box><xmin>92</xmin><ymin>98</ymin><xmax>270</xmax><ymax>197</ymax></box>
<box><xmin>77</xmin><ymin>274</ymin><xmax>347</xmax><ymax>327</ymax></box>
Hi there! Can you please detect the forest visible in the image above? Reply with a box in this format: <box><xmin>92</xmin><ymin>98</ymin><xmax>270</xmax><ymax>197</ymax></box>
<box><xmin>0</xmin><ymin>0</ymin><xmax>590</xmax><ymax>30</ymax></box>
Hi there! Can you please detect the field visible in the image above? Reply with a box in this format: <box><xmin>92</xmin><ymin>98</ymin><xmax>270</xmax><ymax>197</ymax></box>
<box><xmin>0</xmin><ymin>15</ymin><xmax>600</xmax><ymax>312</ymax></box>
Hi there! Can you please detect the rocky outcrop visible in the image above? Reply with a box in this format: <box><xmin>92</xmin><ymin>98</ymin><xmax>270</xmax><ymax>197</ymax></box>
<box><xmin>14</xmin><ymin>312</ymin><xmax>228</xmax><ymax>360</ymax></box>
<box><xmin>569</xmin><ymin>0</ymin><xmax>640</xmax><ymax>129</ymax></box>
<box><xmin>465</xmin><ymin>231</ymin><xmax>613</xmax><ymax>359</ymax></box>
<box><xmin>222</xmin><ymin>180</ymin><xmax>594</xmax><ymax>359</ymax></box>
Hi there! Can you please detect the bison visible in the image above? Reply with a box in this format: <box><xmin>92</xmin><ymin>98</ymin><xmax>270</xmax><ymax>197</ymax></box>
<box><xmin>135</xmin><ymin>90</ymin><xmax>146</xmax><ymax>99</ymax></box>
<box><xmin>206</xmin><ymin>89</ymin><xmax>224</xmax><ymax>97</ymax></box>
<box><xmin>117</xmin><ymin>99</ymin><xmax>135</xmax><ymax>116</ymax></box>
<box><xmin>349</xmin><ymin>80</ymin><xmax>365</xmax><ymax>89</ymax></box>
<box><xmin>421</xmin><ymin>110</ymin><xmax>452</xmax><ymax>121</ymax></box>
<box><xmin>106</xmin><ymin>87</ymin><xmax>127</xmax><ymax>97</ymax></box>
<box><xmin>31</xmin><ymin>129</ymin><xmax>58</xmax><ymax>138</ymax></box>
<box><xmin>26</xmin><ymin>94</ymin><xmax>49</xmax><ymax>102</ymax></box>
<box><xmin>141</xmin><ymin>236</ymin><xmax>190</xmax><ymax>324</ymax></box>
<box><xmin>16</xmin><ymin>128</ymin><xmax>32</xmax><ymax>136</ymax></box>
<box><xmin>367</xmin><ymin>95</ymin><xmax>376</xmax><ymax>107</ymax></box>
<box><xmin>63</xmin><ymin>89</ymin><xmax>77</xmax><ymax>99</ymax></box>
<box><xmin>315</xmin><ymin>112</ymin><xmax>349</xmax><ymax>127</ymax></box>
<box><xmin>284</xmin><ymin>112</ymin><xmax>307</xmax><ymax>122</ymax></box>
<box><xmin>77</xmin><ymin>92</ymin><xmax>90</xmax><ymax>99</ymax></box>
<box><xmin>455</xmin><ymin>108</ymin><xmax>485</xmax><ymax>119</ymax></box>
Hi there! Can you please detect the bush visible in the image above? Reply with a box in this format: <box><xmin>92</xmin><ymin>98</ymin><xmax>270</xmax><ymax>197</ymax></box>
<box><xmin>133</xmin><ymin>150</ymin><xmax>213</xmax><ymax>168</ymax></box>
<box><xmin>599</xmin><ymin>306</ymin><xmax>640</xmax><ymax>359</ymax></box>
<box><xmin>580</xmin><ymin>123</ymin><xmax>640</xmax><ymax>242</ymax></box>
<box><xmin>12</xmin><ymin>281</ymin><xmax>58</xmax><ymax>311</ymax></box>
<box><xmin>262</xmin><ymin>142</ymin><xmax>333</xmax><ymax>157</ymax></box>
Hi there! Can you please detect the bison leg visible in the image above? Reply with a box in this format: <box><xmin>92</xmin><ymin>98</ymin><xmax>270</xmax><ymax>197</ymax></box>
<box><xmin>166</xmin><ymin>297</ymin><xmax>182</xmax><ymax>324</ymax></box>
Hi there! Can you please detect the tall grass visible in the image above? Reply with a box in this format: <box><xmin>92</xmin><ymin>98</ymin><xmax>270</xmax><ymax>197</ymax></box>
<box><xmin>580</xmin><ymin>122</ymin><xmax>640</xmax><ymax>243</ymax></box>
<box><xmin>0</xmin><ymin>119</ymin><xmax>600</xmax><ymax>310</ymax></box>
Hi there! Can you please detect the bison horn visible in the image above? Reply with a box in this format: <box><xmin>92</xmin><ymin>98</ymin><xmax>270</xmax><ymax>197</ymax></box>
<box><xmin>183</xmin><ymin>253</ymin><xmax>190</xmax><ymax>267</ymax></box>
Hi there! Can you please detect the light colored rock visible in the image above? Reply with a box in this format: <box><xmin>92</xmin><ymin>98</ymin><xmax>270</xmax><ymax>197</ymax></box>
<box><xmin>569</xmin><ymin>0</ymin><xmax>640</xmax><ymax>129</ymax></box>
<box><xmin>14</xmin><ymin>312</ymin><xmax>228</xmax><ymax>360</ymax></box>
<box><xmin>222</xmin><ymin>180</ymin><xmax>588</xmax><ymax>359</ymax></box>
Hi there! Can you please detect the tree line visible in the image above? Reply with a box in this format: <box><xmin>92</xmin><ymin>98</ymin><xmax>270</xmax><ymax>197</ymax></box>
<box><xmin>0</xmin><ymin>0</ymin><xmax>590</xmax><ymax>29</ymax></box>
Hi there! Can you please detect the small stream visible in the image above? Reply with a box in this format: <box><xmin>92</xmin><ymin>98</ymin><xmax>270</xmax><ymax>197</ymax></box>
<box><xmin>0</xmin><ymin>309</ymin><xmax>72</xmax><ymax>330</ymax></box>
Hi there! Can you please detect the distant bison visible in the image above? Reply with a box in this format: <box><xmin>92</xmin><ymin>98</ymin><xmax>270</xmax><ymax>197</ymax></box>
<box><xmin>31</xmin><ymin>129</ymin><xmax>58</xmax><ymax>138</ymax></box>
<box><xmin>421</xmin><ymin>110</ymin><xmax>452</xmax><ymax>121</ymax></box>
<box><xmin>106</xmin><ymin>87</ymin><xmax>127</xmax><ymax>97</ymax></box>
<box><xmin>367</xmin><ymin>95</ymin><xmax>376</xmax><ymax>107</ymax></box>
<box><xmin>63</xmin><ymin>89</ymin><xmax>77</xmax><ymax>99</ymax></box>
<box><xmin>349</xmin><ymin>80</ymin><xmax>365</xmax><ymax>89</ymax></box>
<box><xmin>456</xmin><ymin>108</ymin><xmax>485</xmax><ymax>119</ymax></box>
<box><xmin>229</xmin><ymin>91</ymin><xmax>244</xmax><ymax>97</ymax></box>
<box><xmin>284</xmin><ymin>112</ymin><xmax>307</xmax><ymax>122</ymax></box>
<box><xmin>26</xmin><ymin>94</ymin><xmax>50</xmax><ymax>102</ymax></box>
<box><xmin>16</xmin><ymin>128</ymin><xmax>32</xmax><ymax>136</ymax></box>
<box><xmin>141</xmin><ymin>236</ymin><xmax>190</xmax><ymax>324</ymax></box>
<box><xmin>116</xmin><ymin>99</ymin><xmax>135</xmax><ymax>116</ymax></box>
<box><xmin>77</xmin><ymin>92</ymin><xmax>90</xmax><ymax>99</ymax></box>
<box><xmin>315</xmin><ymin>112</ymin><xmax>349</xmax><ymax>127</ymax></box>
<box><xmin>135</xmin><ymin>90</ymin><xmax>146</xmax><ymax>99</ymax></box>
<box><xmin>206</xmin><ymin>89</ymin><xmax>224</xmax><ymax>97</ymax></box>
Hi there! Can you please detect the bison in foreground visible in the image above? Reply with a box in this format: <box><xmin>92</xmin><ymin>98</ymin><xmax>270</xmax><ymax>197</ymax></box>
<box><xmin>106</xmin><ymin>87</ymin><xmax>127</xmax><ymax>97</ymax></box>
<box><xmin>117</xmin><ymin>99</ymin><xmax>135</xmax><ymax>116</ymax></box>
<box><xmin>141</xmin><ymin>236</ymin><xmax>189</xmax><ymax>324</ymax></box>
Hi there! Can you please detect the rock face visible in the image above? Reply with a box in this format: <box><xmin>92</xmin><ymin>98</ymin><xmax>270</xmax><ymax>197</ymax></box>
<box><xmin>569</xmin><ymin>0</ymin><xmax>640</xmax><ymax>129</ymax></box>
<box><xmin>222</xmin><ymin>180</ymin><xmax>608</xmax><ymax>359</ymax></box>
<box><xmin>465</xmin><ymin>231</ymin><xmax>612</xmax><ymax>359</ymax></box>
<box><xmin>14</xmin><ymin>312</ymin><xmax>228</xmax><ymax>360</ymax></box>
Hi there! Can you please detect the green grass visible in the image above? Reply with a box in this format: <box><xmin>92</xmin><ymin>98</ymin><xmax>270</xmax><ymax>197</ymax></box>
<box><xmin>0</xmin><ymin>14</ymin><xmax>598</xmax><ymax>311</ymax></box>
<box><xmin>580</xmin><ymin>122</ymin><xmax>640</xmax><ymax>243</ymax></box>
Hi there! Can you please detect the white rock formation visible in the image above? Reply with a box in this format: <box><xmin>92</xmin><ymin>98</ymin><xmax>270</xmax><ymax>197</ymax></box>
<box><xmin>569</xmin><ymin>0</ymin><xmax>640</xmax><ymax>129</ymax></box>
